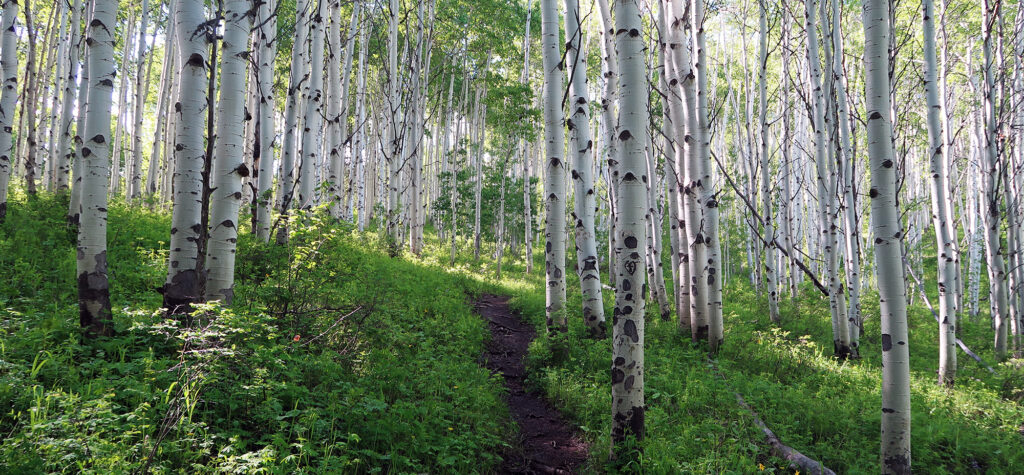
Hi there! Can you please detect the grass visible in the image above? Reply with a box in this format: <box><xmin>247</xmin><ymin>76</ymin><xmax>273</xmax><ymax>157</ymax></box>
<box><xmin>1</xmin><ymin>191</ymin><xmax>1022</xmax><ymax>473</ymax></box>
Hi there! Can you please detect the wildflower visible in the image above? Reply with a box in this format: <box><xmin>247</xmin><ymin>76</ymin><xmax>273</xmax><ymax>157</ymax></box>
<box><xmin>758</xmin><ymin>463</ymin><xmax>765</xmax><ymax>471</ymax></box>
<box><xmin>293</xmin><ymin>334</ymin><xmax>301</xmax><ymax>342</ymax></box>
<box><xmin>448</xmin><ymin>427</ymin><xmax>453</xmax><ymax>431</ymax></box>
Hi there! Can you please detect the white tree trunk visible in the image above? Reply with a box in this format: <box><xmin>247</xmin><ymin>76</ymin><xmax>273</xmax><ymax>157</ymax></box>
<box><xmin>164</xmin><ymin>0</ymin><xmax>209</xmax><ymax>312</ymax></box>
<box><xmin>275</xmin><ymin>0</ymin><xmax>308</xmax><ymax>243</ymax></box>
<box><xmin>564</xmin><ymin>0</ymin><xmax>606</xmax><ymax>336</ymax></box>
<box><xmin>922</xmin><ymin>0</ymin><xmax>957</xmax><ymax>386</ymax></box>
<box><xmin>56</xmin><ymin>0</ymin><xmax>82</xmax><ymax>196</ymax></box>
<box><xmin>541</xmin><ymin>0</ymin><xmax>567</xmax><ymax>335</ymax></box>
<box><xmin>0</xmin><ymin>0</ymin><xmax>17</xmax><ymax>222</ymax></box>
<box><xmin>297</xmin><ymin>0</ymin><xmax>325</xmax><ymax>210</ymax></box>
<box><xmin>611</xmin><ymin>0</ymin><xmax>648</xmax><ymax>450</ymax></box>
<box><xmin>205</xmin><ymin>0</ymin><xmax>253</xmax><ymax>304</ymax></box>
<box><xmin>77</xmin><ymin>0</ymin><xmax>116</xmax><ymax>335</ymax></box>
<box><xmin>255</xmin><ymin>0</ymin><xmax>277</xmax><ymax>241</ymax></box>
<box><xmin>127</xmin><ymin>0</ymin><xmax>151</xmax><ymax>202</ymax></box>
<box><xmin>864</xmin><ymin>0</ymin><xmax>912</xmax><ymax>470</ymax></box>
<box><xmin>758</xmin><ymin>0</ymin><xmax>779</xmax><ymax>324</ymax></box>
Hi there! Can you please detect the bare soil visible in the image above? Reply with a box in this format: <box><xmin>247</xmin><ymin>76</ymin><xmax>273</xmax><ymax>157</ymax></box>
<box><xmin>475</xmin><ymin>294</ymin><xmax>589</xmax><ymax>474</ymax></box>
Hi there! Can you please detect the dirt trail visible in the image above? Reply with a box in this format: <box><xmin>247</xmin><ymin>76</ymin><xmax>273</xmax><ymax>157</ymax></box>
<box><xmin>475</xmin><ymin>294</ymin><xmax>589</xmax><ymax>474</ymax></box>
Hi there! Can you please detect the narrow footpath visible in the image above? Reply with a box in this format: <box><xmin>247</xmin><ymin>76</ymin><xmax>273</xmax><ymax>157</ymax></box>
<box><xmin>475</xmin><ymin>294</ymin><xmax>589</xmax><ymax>474</ymax></box>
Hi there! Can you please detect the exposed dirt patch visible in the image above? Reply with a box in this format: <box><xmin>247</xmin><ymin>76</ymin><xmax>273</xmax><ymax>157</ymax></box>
<box><xmin>475</xmin><ymin>294</ymin><xmax>589</xmax><ymax>474</ymax></box>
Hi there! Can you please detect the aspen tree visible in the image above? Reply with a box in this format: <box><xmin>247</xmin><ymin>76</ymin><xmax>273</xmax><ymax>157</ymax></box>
<box><xmin>275</xmin><ymin>0</ymin><xmax>309</xmax><ymax>244</ymax></box>
<box><xmin>611</xmin><ymin>0</ymin><xmax>648</xmax><ymax>450</ymax></box>
<box><xmin>541</xmin><ymin>0</ymin><xmax>567</xmax><ymax>336</ymax></box>
<box><xmin>806</xmin><ymin>0</ymin><xmax>851</xmax><ymax>357</ymax></box>
<box><xmin>255</xmin><ymin>0</ymin><xmax>277</xmax><ymax>241</ymax></box>
<box><xmin>205</xmin><ymin>0</ymin><xmax>254</xmax><ymax>304</ymax></box>
<box><xmin>164</xmin><ymin>0</ymin><xmax>209</xmax><ymax>313</ymax></box>
<box><xmin>147</xmin><ymin>1</ymin><xmax>176</xmax><ymax>200</ymax></box>
<box><xmin>0</xmin><ymin>0</ymin><xmax>17</xmax><ymax>222</ymax></box>
<box><xmin>521</xmin><ymin>1</ymin><xmax>533</xmax><ymax>274</ymax></box>
<box><xmin>923</xmin><ymin>0</ymin><xmax>957</xmax><ymax>385</ymax></box>
<box><xmin>56</xmin><ymin>0</ymin><xmax>82</xmax><ymax>196</ymax></box>
<box><xmin>982</xmin><ymin>0</ymin><xmax>1010</xmax><ymax>359</ymax></box>
<box><xmin>329</xmin><ymin>1</ymin><xmax>358</xmax><ymax>220</ymax></box>
<box><xmin>864</xmin><ymin>0</ymin><xmax>912</xmax><ymax>470</ymax></box>
<box><xmin>127</xmin><ymin>0</ymin><xmax>151</xmax><ymax>202</ymax></box>
<box><xmin>297</xmin><ymin>0</ymin><xmax>325</xmax><ymax>210</ymax></box>
<box><xmin>78</xmin><ymin>0</ymin><xmax>117</xmax><ymax>336</ymax></box>
<box><xmin>758</xmin><ymin>0</ymin><xmax>779</xmax><ymax>324</ymax></box>
<box><xmin>564</xmin><ymin>0</ymin><xmax>606</xmax><ymax>336</ymax></box>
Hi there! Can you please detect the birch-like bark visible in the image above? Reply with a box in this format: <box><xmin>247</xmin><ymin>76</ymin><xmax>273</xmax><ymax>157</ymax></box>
<box><xmin>611</xmin><ymin>0</ymin><xmax>648</xmax><ymax>449</ymax></box>
<box><xmin>597</xmin><ymin>0</ymin><xmax>621</xmax><ymax>287</ymax></box>
<box><xmin>56</xmin><ymin>0</ymin><xmax>82</xmax><ymax>196</ymax></box>
<box><xmin>385</xmin><ymin>0</ymin><xmax>401</xmax><ymax>243</ymax></box>
<box><xmin>0</xmin><ymin>0</ymin><xmax>17</xmax><ymax>222</ymax></box>
<box><xmin>164</xmin><ymin>0</ymin><xmax>209</xmax><ymax>313</ymax></box>
<box><xmin>522</xmin><ymin>2</ymin><xmax>533</xmax><ymax>273</ymax></box>
<box><xmin>275</xmin><ymin>0</ymin><xmax>308</xmax><ymax>244</ymax></box>
<box><xmin>127</xmin><ymin>0</ymin><xmax>151</xmax><ymax>202</ymax></box>
<box><xmin>147</xmin><ymin>1</ymin><xmax>176</xmax><ymax>200</ymax></box>
<box><xmin>77</xmin><ymin>0</ymin><xmax>116</xmax><ymax>336</ymax></box>
<box><xmin>662</xmin><ymin>0</ymin><xmax>690</xmax><ymax>328</ymax></box>
<box><xmin>832</xmin><ymin>0</ymin><xmax>862</xmax><ymax>354</ymax></box>
<box><xmin>806</xmin><ymin>0</ymin><xmax>851</xmax><ymax>357</ymax></box>
<box><xmin>205</xmin><ymin>0</ymin><xmax>253</xmax><ymax>304</ymax></box>
<box><xmin>758</xmin><ymin>0</ymin><xmax>779</xmax><ymax>324</ymax></box>
<box><xmin>982</xmin><ymin>0</ymin><xmax>1009</xmax><ymax>359</ymax></box>
<box><xmin>328</xmin><ymin>1</ymin><xmax>357</xmax><ymax>219</ymax></box>
<box><xmin>864</xmin><ymin>0</ymin><xmax>911</xmax><ymax>470</ymax></box>
<box><xmin>297</xmin><ymin>0</ymin><xmax>325</xmax><ymax>210</ymax></box>
<box><xmin>255</xmin><ymin>0</ymin><xmax>277</xmax><ymax>241</ymax></box>
<box><xmin>692</xmin><ymin>0</ymin><xmax>722</xmax><ymax>350</ymax></box>
<box><xmin>922</xmin><ymin>0</ymin><xmax>957</xmax><ymax>385</ymax></box>
<box><xmin>564</xmin><ymin>0</ymin><xmax>606</xmax><ymax>335</ymax></box>
<box><xmin>541</xmin><ymin>0</ymin><xmax>567</xmax><ymax>336</ymax></box>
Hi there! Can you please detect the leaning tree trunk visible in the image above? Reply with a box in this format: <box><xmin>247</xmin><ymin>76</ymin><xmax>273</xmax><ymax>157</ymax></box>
<box><xmin>864</xmin><ymin>0</ymin><xmax>912</xmax><ymax>471</ymax></box>
<box><xmin>0</xmin><ymin>0</ymin><xmax>17</xmax><ymax>222</ymax></box>
<box><xmin>540</xmin><ymin>0</ymin><xmax>567</xmax><ymax>339</ymax></box>
<box><xmin>164</xmin><ymin>0</ymin><xmax>209</xmax><ymax>313</ymax></box>
<box><xmin>610</xmin><ymin>0</ymin><xmax>648</xmax><ymax>454</ymax></box>
<box><xmin>563</xmin><ymin>0</ymin><xmax>606</xmax><ymax>337</ymax></box>
<box><xmin>205</xmin><ymin>0</ymin><xmax>253</xmax><ymax>304</ymax></box>
<box><xmin>923</xmin><ymin>0</ymin><xmax>957</xmax><ymax>386</ymax></box>
<box><xmin>77</xmin><ymin>0</ymin><xmax>117</xmax><ymax>336</ymax></box>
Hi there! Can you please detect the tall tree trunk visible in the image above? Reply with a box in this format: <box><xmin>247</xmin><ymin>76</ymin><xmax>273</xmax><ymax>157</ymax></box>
<box><xmin>255</xmin><ymin>0</ymin><xmax>277</xmax><ymax>241</ymax></box>
<box><xmin>205</xmin><ymin>0</ymin><xmax>253</xmax><ymax>304</ymax></box>
<box><xmin>127</xmin><ymin>0</ymin><xmax>151</xmax><ymax>202</ymax></box>
<box><xmin>56</xmin><ymin>0</ymin><xmax>82</xmax><ymax>196</ymax></box>
<box><xmin>564</xmin><ymin>0</ymin><xmax>606</xmax><ymax>336</ymax></box>
<box><xmin>864</xmin><ymin>0</ymin><xmax>912</xmax><ymax>470</ymax></box>
<box><xmin>275</xmin><ymin>0</ymin><xmax>308</xmax><ymax>244</ymax></box>
<box><xmin>297</xmin><ymin>0</ymin><xmax>324</xmax><ymax>210</ymax></box>
<box><xmin>806</xmin><ymin>0</ymin><xmax>851</xmax><ymax>358</ymax></box>
<box><xmin>78</xmin><ymin>0</ymin><xmax>117</xmax><ymax>336</ymax></box>
<box><xmin>522</xmin><ymin>2</ymin><xmax>533</xmax><ymax>273</ymax></box>
<box><xmin>982</xmin><ymin>0</ymin><xmax>1009</xmax><ymax>359</ymax></box>
<box><xmin>610</xmin><ymin>0</ymin><xmax>648</xmax><ymax>452</ymax></box>
<box><xmin>164</xmin><ymin>0</ymin><xmax>209</xmax><ymax>313</ymax></box>
<box><xmin>541</xmin><ymin>0</ymin><xmax>567</xmax><ymax>338</ymax></box>
<box><xmin>758</xmin><ymin>0</ymin><xmax>779</xmax><ymax>324</ymax></box>
<box><xmin>923</xmin><ymin>0</ymin><xmax>957</xmax><ymax>386</ymax></box>
<box><xmin>0</xmin><ymin>0</ymin><xmax>17</xmax><ymax>222</ymax></box>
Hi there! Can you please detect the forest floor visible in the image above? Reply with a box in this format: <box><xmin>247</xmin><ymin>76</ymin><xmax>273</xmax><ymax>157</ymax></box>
<box><xmin>2</xmin><ymin>194</ymin><xmax>1024</xmax><ymax>473</ymax></box>
<box><xmin>475</xmin><ymin>294</ymin><xmax>588</xmax><ymax>474</ymax></box>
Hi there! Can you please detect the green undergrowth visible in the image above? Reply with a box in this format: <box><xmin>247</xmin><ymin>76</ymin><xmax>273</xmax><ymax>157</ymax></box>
<box><xmin>482</xmin><ymin>233</ymin><xmax>1024</xmax><ymax>473</ymax></box>
<box><xmin>0</xmin><ymin>194</ymin><xmax>509</xmax><ymax>473</ymax></box>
